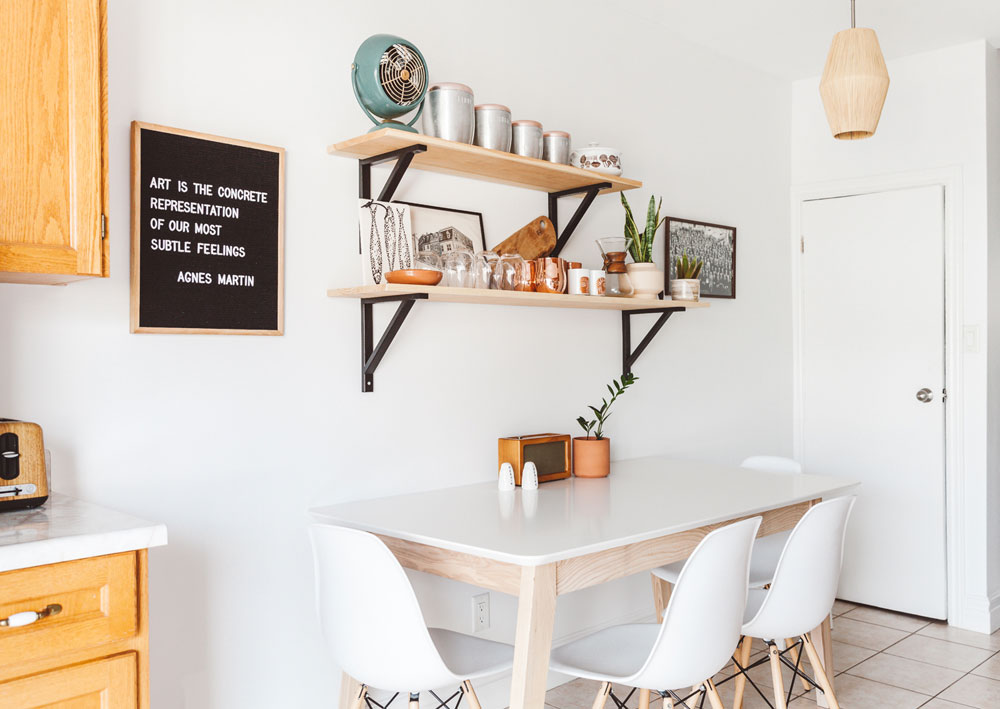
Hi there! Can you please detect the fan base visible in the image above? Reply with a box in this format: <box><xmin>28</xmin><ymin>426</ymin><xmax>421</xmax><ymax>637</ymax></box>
<box><xmin>368</xmin><ymin>120</ymin><xmax>419</xmax><ymax>134</ymax></box>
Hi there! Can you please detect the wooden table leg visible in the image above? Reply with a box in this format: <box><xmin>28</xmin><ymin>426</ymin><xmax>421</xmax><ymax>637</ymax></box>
<box><xmin>809</xmin><ymin>614</ymin><xmax>836</xmax><ymax>708</ymax></box>
<box><xmin>509</xmin><ymin>564</ymin><xmax>558</xmax><ymax>709</ymax></box>
<box><xmin>338</xmin><ymin>673</ymin><xmax>364</xmax><ymax>709</ymax></box>
<box><xmin>651</xmin><ymin>573</ymin><xmax>672</xmax><ymax>623</ymax></box>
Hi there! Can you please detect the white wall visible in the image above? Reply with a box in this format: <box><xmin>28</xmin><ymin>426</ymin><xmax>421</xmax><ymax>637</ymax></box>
<box><xmin>791</xmin><ymin>40</ymin><xmax>1000</xmax><ymax>632</ymax></box>
<box><xmin>0</xmin><ymin>1</ymin><xmax>792</xmax><ymax>706</ymax></box>
<box><xmin>986</xmin><ymin>45</ymin><xmax>1000</xmax><ymax>618</ymax></box>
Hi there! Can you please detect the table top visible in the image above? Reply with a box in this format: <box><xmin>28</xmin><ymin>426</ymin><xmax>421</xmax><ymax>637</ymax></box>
<box><xmin>309</xmin><ymin>457</ymin><xmax>858</xmax><ymax>566</ymax></box>
<box><xmin>0</xmin><ymin>493</ymin><xmax>168</xmax><ymax>573</ymax></box>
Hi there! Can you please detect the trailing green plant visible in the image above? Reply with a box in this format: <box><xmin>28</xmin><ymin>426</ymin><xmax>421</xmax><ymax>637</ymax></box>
<box><xmin>621</xmin><ymin>193</ymin><xmax>666</xmax><ymax>263</ymax></box>
<box><xmin>576</xmin><ymin>373</ymin><xmax>638</xmax><ymax>440</ymax></box>
<box><xmin>675</xmin><ymin>252</ymin><xmax>703</xmax><ymax>279</ymax></box>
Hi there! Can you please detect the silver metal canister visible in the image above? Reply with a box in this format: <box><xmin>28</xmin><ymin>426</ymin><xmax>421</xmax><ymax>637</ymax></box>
<box><xmin>474</xmin><ymin>104</ymin><xmax>512</xmax><ymax>151</ymax></box>
<box><xmin>422</xmin><ymin>83</ymin><xmax>475</xmax><ymax>143</ymax></box>
<box><xmin>542</xmin><ymin>131</ymin><xmax>571</xmax><ymax>164</ymax></box>
<box><xmin>511</xmin><ymin>120</ymin><xmax>543</xmax><ymax>158</ymax></box>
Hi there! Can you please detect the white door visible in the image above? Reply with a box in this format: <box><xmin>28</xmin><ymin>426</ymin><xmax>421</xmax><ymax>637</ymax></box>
<box><xmin>799</xmin><ymin>185</ymin><xmax>947</xmax><ymax>619</ymax></box>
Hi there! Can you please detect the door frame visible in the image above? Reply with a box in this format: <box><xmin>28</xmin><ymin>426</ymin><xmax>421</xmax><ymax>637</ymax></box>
<box><xmin>790</xmin><ymin>167</ymin><xmax>965</xmax><ymax>625</ymax></box>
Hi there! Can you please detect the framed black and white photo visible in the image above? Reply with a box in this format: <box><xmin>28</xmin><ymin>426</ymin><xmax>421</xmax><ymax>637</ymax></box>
<box><xmin>665</xmin><ymin>217</ymin><xmax>737</xmax><ymax>299</ymax></box>
<box><xmin>396</xmin><ymin>201</ymin><xmax>486</xmax><ymax>256</ymax></box>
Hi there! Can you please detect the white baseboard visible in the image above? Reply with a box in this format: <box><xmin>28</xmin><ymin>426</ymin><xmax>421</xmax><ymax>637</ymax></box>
<box><xmin>949</xmin><ymin>591</ymin><xmax>1000</xmax><ymax>634</ymax></box>
<box><xmin>472</xmin><ymin>607</ymin><xmax>657</xmax><ymax>708</ymax></box>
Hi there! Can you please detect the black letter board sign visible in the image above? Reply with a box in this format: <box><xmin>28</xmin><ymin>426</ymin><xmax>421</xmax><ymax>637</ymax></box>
<box><xmin>130</xmin><ymin>122</ymin><xmax>284</xmax><ymax>334</ymax></box>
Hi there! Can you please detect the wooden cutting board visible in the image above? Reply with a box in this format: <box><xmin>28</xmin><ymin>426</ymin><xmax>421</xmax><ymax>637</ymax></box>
<box><xmin>492</xmin><ymin>216</ymin><xmax>556</xmax><ymax>259</ymax></box>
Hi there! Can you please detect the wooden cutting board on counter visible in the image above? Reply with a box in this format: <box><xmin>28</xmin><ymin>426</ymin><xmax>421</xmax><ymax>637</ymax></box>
<box><xmin>492</xmin><ymin>216</ymin><xmax>556</xmax><ymax>259</ymax></box>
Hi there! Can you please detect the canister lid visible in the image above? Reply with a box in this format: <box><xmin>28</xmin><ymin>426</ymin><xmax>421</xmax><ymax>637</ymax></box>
<box><xmin>475</xmin><ymin>103</ymin><xmax>511</xmax><ymax>113</ymax></box>
<box><xmin>429</xmin><ymin>82</ymin><xmax>474</xmax><ymax>94</ymax></box>
<box><xmin>544</xmin><ymin>130</ymin><xmax>570</xmax><ymax>137</ymax></box>
<box><xmin>512</xmin><ymin>119</ymin><xmax>542</xmax><ymax>127</ymax></box>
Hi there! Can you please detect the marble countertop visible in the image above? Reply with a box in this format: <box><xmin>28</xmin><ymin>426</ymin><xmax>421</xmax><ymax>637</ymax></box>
<box><xmin>0</xmin><ymin>493</ymin><xmax>167</xmax><ymax>573</ymax></box>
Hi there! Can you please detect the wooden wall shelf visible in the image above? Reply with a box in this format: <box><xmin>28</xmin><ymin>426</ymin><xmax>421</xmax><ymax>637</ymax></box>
<box><xmin>329</xmin><ymin>284</ymin><xmax>708</xmax><ymax>312</ymax></box>
<box><xmin>328</xmin><ymin>128</ymin><xmax>642</xmax><ymax>195</ymax></box>
<box><xmin>329</xmin><ymin>285</ymin><xmax>707</xmax><ymax>392</ymax></box>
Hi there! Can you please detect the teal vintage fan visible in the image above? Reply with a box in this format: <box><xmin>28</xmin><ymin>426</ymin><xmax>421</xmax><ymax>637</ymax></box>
<box><xmin>351</xmin><ymin>34</ymin><xmax>428</xmax><ymax>133</ymax></box>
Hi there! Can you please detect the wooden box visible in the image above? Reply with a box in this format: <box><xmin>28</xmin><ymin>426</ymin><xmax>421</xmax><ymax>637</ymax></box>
<box><xmin>498</xmin><ymin>434</ymin><xmax>571</xmax><ymax>486</ymax></box>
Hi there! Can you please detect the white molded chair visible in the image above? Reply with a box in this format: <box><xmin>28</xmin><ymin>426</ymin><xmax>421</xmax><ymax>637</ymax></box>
<box><xmin>549</xmin><ymin>517</ymin><xmax>762</xmax><ymax>709</ymax></box>
<box><xmin>310</xmin><ymin>524</ymin><xmax>514</xmax><ymax>709</ymax></box>
<box><xmin>651</xmin><ymin>456</ymin><xmax>803</xmax><ymax>603</ymax></box>
<box><xmin>730</xmin><ymin>496</ymin><xmax>856</xmax><ymax>709</ymax></box>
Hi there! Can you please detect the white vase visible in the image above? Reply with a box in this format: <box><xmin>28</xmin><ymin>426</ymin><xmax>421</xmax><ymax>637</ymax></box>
<box><xmin>624</xmin><ymin>262</ymin><xmax>663</xmax><ymax>299</ymax></box>
<box><xmin>669</xmin><ymin>278</ymin><xmax>701</xmax><ymax>301</ymax></box>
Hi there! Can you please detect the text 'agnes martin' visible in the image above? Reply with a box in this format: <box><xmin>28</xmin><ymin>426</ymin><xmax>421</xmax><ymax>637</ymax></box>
<box><xmin>176</xmin><ymin>272</ymin><xmax>255</xmax><ymax>287</ymax></box>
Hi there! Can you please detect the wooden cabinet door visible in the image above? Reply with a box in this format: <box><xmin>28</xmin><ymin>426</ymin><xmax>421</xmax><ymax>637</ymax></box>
<box><xmin>0</xmin><ymin>0</ymin><xmax>107</xmax><ymax>284</ymax></box>
<box><xmin>0</xmin><ymin>653</ymin><xmax>136</xmax><ymax>708</ymax></box>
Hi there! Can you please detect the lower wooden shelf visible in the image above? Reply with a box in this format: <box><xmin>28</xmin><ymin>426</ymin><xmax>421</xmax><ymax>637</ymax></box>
<box><xmin>327</xmin><ymin>284</ymin><xmax>710</xmax><ymax>312</ymax></box>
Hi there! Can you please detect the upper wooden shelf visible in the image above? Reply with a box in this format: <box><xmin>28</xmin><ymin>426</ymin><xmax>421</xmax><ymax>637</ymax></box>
<box><xmin>328</xmin><ymin>283</ymin><xmax>708</xmax><ymax>311</ymax></box>
<box><xmin>328</xmin><ymin>128</ymin><xmax>643</xmax><ymax>195</ymax></box>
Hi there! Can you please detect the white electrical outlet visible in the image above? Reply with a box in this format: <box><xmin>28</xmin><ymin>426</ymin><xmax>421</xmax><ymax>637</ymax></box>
<box><xmin>472</xmin><ymin>592</ymin><xmax>490</xmax><ymax>633</ymax></box>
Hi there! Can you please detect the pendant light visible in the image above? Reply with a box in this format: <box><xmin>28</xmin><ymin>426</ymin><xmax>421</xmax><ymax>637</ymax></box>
<box><xmin>819</xmin><ymin>0</ymin><xmax>890</xmax><ymax>140</ymax></box>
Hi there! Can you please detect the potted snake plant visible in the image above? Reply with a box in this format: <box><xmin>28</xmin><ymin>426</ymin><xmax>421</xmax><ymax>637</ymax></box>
<box><xmin>621</xmin><ymin>193</ymin><xmax>666</xmax><ymax>299</ymax></box>
<box><xmin>670</xmin><ymin>252</ymin><xmax>703</xmax><ymax>301</ymax></box>
<box><xmin>573</xmin><ymin>374</ymin><xmax>638</xmax><ymax>478</ymax></box>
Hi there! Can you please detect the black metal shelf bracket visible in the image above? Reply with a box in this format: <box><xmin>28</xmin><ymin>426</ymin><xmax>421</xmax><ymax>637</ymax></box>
<box><xmin>548</xmin><ymin>182</ymin><xmax>613</xmax><ymax>257</ymax></box>
<box><xmin>361</xmin><ymin>293</ymin><xmax>428</xmax><ymax>392</ymax></box>
<box><xmin>622</xmin><ymin>307</ymin><xmax>685</xmax><ymax>376</ymax></box>
<box><xmin>359</xmin><ymin>144</ymin><xmax>428</xmax><ymax>202</ymax></box>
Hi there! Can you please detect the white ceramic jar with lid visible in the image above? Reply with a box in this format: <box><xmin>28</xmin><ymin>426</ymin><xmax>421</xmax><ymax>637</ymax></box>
<box><xmin>422</xmin><ymin>83</ymin><xmax>475</xmax><ymax>143</ymax></box>
<box><xmin>474</xmin><ymin>104</ymin><xmax>512</xmax><ymax>151</ymax></box>
<box><xmin>570</xmin><ymin>142</ymin><xmax>623</xmax><ymax>175</ymax></box>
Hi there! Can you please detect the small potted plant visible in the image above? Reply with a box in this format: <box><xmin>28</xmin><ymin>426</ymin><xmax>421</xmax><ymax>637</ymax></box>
<box><xmin>574</xmin><ymin>373</ymin><xmax>638</xmax><ymax>477</ymax></box>
<box><xmin>621</xmin><ymin>193</ymin><xmax>666</xmax><ymax>299</ymax></box>
<box><xmin>670</xmin><ymin>252</ymin><xmax>703</xmax><ymax>301</ymax></box>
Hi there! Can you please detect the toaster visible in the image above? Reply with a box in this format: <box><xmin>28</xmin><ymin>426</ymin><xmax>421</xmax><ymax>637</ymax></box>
<box><xmin>0</xmin><ymin>419</ymin><xmax>49</xmax><ymax>510</ymax></box>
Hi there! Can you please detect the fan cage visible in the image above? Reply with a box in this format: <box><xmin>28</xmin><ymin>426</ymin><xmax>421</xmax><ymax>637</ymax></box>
<box><xmin>378</xmin><ymin>43</ymin><xmax>426</xmax><ymax>107</ymax></box>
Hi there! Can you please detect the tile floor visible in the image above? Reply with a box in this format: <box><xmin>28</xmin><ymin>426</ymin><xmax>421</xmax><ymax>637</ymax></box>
<box><xmin>543</xmin><ymin>600</ymin><xmax>1000</xmax><ymax>708</ymax></box>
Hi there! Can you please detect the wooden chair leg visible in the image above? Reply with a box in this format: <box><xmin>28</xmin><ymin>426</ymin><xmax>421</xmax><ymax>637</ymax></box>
<box><xmin>704</xmin><ymin>679</ymin><xmax>725</xmax><ymax>709</ymax></box>
<box><xmin>638</xmin><ymin>688</ymin><xmax>651</xmax><ymax>709</ymax></box>
<box><xmin>350</xmin><ymin>684</ymin><xmax>367</xmax><ymax>709</ymax></box>
<box><xmin>592</xmin><ymin>682</ymin><xmax>612</xmax><ymax>709</ymax></box>
<box><xmin>787</xmin><ymin>637</ymin><xmax>812</xmax><ymax>692</ymax></box>
<box><xmin>801</xmin><ymin>634</ymin><xmax>841</xmax><ymax>709</ymax></box>
<box><xmin>768</xmin><ymin>643</ymin><xmax>788</xmax><ymax>709</ymax></box>
<box><xmin>462</xmin><ymin>681</ymin><xmax>482</xmax><ymax>709</ymax></box>
<box><xmin>408</xmin><ymin>692</ymin><xmax>420</xmax><ymax>709</ymax></box>
<box><xmin>732</xmin><ymin>635</ymin><xmax>753</xmax><ymax>709</ymax></box>
<box><xmin>651</xmin><ymin>574</ymin><xmax>673</xmax><ymax>623</ymax></box>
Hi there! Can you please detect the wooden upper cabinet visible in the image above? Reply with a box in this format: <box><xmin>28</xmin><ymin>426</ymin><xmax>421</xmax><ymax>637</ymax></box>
<box><xmin>0</xmin><ymin>0</ymin><xmax>108</xmax><ymax>284</ymax></box>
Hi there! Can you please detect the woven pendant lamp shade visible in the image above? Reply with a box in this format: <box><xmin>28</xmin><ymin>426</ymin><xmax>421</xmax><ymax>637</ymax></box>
<box><xmin>819</xmin><ymin>28</ymin><xmax>890</xmax><ymax>140</ymax></box>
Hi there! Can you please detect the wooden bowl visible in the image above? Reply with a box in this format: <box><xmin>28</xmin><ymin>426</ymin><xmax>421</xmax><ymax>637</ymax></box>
<box><xmin>385</xmin><ymin>269</ymin><xmax>442</xmax><ymax>286</ymax></box>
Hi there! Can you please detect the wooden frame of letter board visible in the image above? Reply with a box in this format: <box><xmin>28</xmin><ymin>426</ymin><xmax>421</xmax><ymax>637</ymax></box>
<box><xmin>130</xmin><ymin>121</ymin><xmax>285</xmax><ymax>335</ymax></box>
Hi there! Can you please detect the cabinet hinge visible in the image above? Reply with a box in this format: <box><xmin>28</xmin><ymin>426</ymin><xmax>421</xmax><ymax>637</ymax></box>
<box><xmin>800</xmin><ymin>235</ymin><xmax>804</xmax><ymax>253</ymax></box>
<box><xmin>100</xmin><ymin>214</ymin><xmax>107</xmax><ymax>240</ymax></box>
<box><xmin>942</xmin><ymin>388</ymin><xmax>948</xmax><ymax>402</ymax></box>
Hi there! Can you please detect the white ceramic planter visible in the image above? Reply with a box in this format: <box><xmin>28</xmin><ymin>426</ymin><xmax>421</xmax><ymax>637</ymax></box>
<box><xmin>669</xmin><ymin>278</ymin><xmax>701</xmax><ymax>301</ymax></box>
<box><xmin>625</xmin><ymin>263</ymin><xmax>663</xmax><ymax>300</ymax></box>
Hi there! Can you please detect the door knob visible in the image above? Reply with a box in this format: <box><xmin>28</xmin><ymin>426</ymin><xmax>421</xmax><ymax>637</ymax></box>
<box><xmin>916</xmin><ymin>388</ymin><xmax>934</xmax><ymax>403</ymax></box>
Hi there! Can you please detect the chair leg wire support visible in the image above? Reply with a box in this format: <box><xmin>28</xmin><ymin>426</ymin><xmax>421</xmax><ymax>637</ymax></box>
<box><xmin>607</xmin><ymin>685</ymin><xmax>710</xmax><ymax>709</ymax></box>
<box><xmin>713</xmin><ymin>637</ymin><xmax>825</xmax><ymax>709</ymax></box>
<box><xmin>359</xmin><ymin>687</ymin><xmax>468</xmax><ymax>709</ymax></box>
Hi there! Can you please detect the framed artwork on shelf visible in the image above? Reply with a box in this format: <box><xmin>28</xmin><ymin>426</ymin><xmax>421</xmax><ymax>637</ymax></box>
<box><xmin>664</xmin><ymin>217</ymin><xmax>736</xmax><ymax>299</ymax></box>
<box><xmin>396</xmin><ymin>201</ymin><xmax>487</xmax><ymax>256</ymax></box>
<box><xmin>358</xmin><ymin>199</ymin><xmax>414</xmax><ymax>286</ymax></box>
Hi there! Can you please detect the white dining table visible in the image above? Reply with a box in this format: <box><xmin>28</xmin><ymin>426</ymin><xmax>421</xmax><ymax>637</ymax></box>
<box><xmin>310</xmin><ymin>456</ymin><xmax>858</xmax><ymax>709</ymax></box>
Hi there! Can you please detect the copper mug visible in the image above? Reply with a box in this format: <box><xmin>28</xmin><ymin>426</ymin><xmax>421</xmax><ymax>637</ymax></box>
<box><xmin>515</xmin><ymin>259</ymin><xmax>537</xmax><ymax>291</ymax></box>
<box><xmin>534</xmin><ymin>257</ymin><xmax>567</xmax><ymax>293</ymax></box>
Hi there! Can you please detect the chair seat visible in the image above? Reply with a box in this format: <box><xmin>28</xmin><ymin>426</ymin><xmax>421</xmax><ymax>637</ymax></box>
<box><xmin>652</xmin><ymin>530</ymin><xmax>791</xmax><ymax>588</ymax></box>
<box><xmin>428</xmin><ymin>627</ymin><xmax>514</xmax><ymax>680</ymax></box>
<box><xmin>549</xmin><ymin>624</ymin><xmax>659</xmax><ymax>682</ymax></box>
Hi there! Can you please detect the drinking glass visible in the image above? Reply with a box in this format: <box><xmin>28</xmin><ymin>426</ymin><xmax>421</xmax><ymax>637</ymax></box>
<box><xmin>492</xmin><ymin>254</ymin><xmax>524</xmax><ymax>290</ymax></box>
<box><xmin>414</xmin><ymin>250</ymin><xmax>443</xmax><ymax>272</ymax></box>
<box><xmin>473</xmin><ymin>251</ymin><xmax>499</xmax><ymax>289</ymax></box>
<box><xmin>442</xmin><ymin>250</ymin><xmax>475</xmax><ymax>288</ymax></box>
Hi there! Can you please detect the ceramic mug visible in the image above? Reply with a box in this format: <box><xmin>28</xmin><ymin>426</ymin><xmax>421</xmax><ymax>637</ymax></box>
<box><xmin>568</xmin><ymin>268</ymin><xmax>590</xmax><ymax>295</ymax></box>
<box><xmin>589</xmin><ymin>270</ymin><xmax>606</xmax><ymax>296</ymax></box>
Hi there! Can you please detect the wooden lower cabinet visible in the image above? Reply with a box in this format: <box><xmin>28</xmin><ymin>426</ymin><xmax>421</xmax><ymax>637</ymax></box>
<box><xmin>0</xmin><ymin>653</ymin><xmax>136</xmax><ymax>708</ymax></box>
<box><xmin>0</xmin><ymin>551</ymin><xmax>149</xmax><ymax>708</ymax></box>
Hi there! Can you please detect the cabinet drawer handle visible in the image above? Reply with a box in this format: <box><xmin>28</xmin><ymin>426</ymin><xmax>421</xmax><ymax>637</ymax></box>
<box><xmin>0</xmin><ymin>603</ymin><xmax>62</xmax><ymax>628</ymax></box>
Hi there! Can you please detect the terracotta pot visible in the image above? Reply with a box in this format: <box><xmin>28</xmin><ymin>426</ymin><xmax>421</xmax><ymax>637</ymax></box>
<box><xmin>573</xmin><ymin>437</ymin><xmax>611</xmax><ymax>478</ymax></box>
<box><xmin>625</xmin><ymin>262</ymin><xmax>664</xmax><ymax>300</ymax></box>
